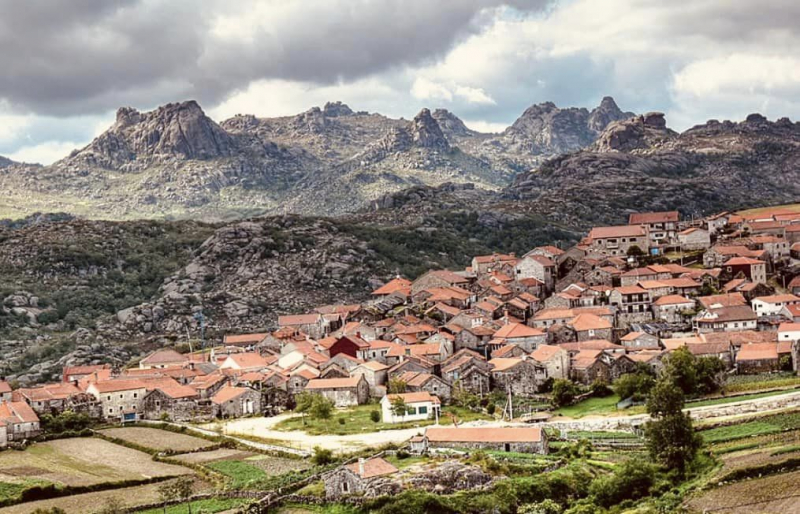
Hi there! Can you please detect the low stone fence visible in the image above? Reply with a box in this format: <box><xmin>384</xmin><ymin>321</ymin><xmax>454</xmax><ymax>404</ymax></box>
<box><xmin>128</xmin><ymin>490</ymin><xmax>264</xmax><ymax>513</ymax></box>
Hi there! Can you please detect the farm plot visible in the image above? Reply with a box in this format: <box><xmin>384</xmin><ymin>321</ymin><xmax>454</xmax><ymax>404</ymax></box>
<box><xmin>699</xmin><ymin>411</ymin><xmax>800</xmax><ymax>444</ymax></box>
<box><xmin>0</xmin><ymin>478</ymin><xmax>212</xmax><ymax>514</ymax></box>
<box><xmin>0</xmin><ymin>438</ymin><xmax>190</xmax><ymax>488</ymax></box>
<box><xmin>173</xmin><ymin>448</ymin><xmax>257</xmax><ymax>464</ymax></box>
<box><xmin>207</xmin><ymin>455</ymin><xmax>311</xmax><ymax>489</ymax></box>
<box><xmin>686</xmin><ymin>469</ymin><xmax>800</xmax><ymax>513</ymax></box>
<box><xmin>99</xmin><ymin>427</ymin><xmax>214</xmax><ymax>453</ymax></box>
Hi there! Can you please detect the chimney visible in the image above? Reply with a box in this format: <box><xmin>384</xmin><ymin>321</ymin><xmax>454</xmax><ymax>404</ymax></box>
<box><xmin>358</xmin><ymin>458</ymin><xmax>366</xmax><ymax>476</ymax></box>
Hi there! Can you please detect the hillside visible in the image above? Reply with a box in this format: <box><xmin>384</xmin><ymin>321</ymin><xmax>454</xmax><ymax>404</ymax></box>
<box><xmin>507</xmin><ymin>112</ymin><xmax>800</xmax><ymax>226</ymax></box>
<box><xmin>0</xmin><ymin>97</ymin><xmax>632</xmax><ymax>221</ymax></box>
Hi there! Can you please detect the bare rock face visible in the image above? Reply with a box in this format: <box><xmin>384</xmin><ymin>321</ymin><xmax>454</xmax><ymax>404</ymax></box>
<box><xmin>502</xmin><ymin>97</ymin><xmax>633</xmax><ymax>155</ymax></box>
<box><xmin>591</xmin><ymin>112</ymin><xmax>675</xmax><ymax>152</ymax></box>
<box><xmin>0</xmin><ymin>155</ymin><xmax>14</xmax><ymax>168</ymax></box>
<box><xmin>323</xmin><ymin>101</ymin><xmax>354</xmax><ymax>117</ymax></box>
<box><xmin>432</xmin><ymin>108</ymin><xmax>476</xmax><ymax>139</ymax></box>
<box><xmin>411</xmin><ymin>108</ymin><xmax>450</xmax><ymax>150</ymax></box>
<box><xmin>64</xmin><ymin>101</ymin><xmax>235</xmax><ymax>170</ymax></box>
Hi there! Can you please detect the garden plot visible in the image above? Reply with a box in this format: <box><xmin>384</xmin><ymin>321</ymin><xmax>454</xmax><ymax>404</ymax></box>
<box><xmin>99</xmin><ymin>426</ymin><xmax>214</xmax><ymax>453</ymax></box>
<box><xmin>0</xmin><ymin>438</ymin><xmax>190</xmax><ymax>488</ymax></box>
<box><xmin>173</xmin><ymin>448</ymin><xmax>258</xmax><ymax>464</ymax></box>
<box><xmin>686</xmin><ymin>469</ymin><xmax>800</xmax><ymax>513</ymax></box>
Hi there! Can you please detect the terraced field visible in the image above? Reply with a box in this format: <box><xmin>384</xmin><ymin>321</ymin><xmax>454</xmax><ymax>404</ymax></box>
<box><xmin>99</xmin><ymin>427</ymin><xmax>214</xmax><ymax>452</ymax></box>
<box><xmin>686</xmin><ymin>470</ymin><xmax>800</xmax><ymax>513</ymax></box>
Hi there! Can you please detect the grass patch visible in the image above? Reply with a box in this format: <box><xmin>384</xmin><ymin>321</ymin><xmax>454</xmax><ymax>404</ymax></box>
<box><xmin>771</xmin><ymin>444</ymin><xmax>800</xmax><ymax>456</ymax></box>
<box><xmin>206</xmin><ymin>460</ymin><xmax>268</xmax><ymax>489</ymax></box>
<box><xmin>136</xmin><ymin>497</ymin><xmax>250</xmax><ymax>513</ymax></box>
<box><xmin>686</xmin><ymin>389</ymin><xmax>797</xmax><ymax>408</ymax></box>
<box><xmin>700</xmin><ymin>411</ymin><xmax>800</xmax><ymax>444</ymax></box>
<box><xmin>724</xmin><ymin>374</ymin><xmax>800</xmax><ymax>394</ymax></box>
<box><xmin>561</xmin><ymin>430</ymin><xmax>641</xmax><ymax>440</ymax></box>
<box><xmin>275</xmin><ymin>404</ymin><xmax>490</xmax><ymax>436</ymax></box>
<box><xmin>295</xmin><ymin>480</ymin><xmax>325</xmax><ymax>497</ymax></box>
<box><xmin>554</xmin><ymin>394</ymin><xmax>621</xmax><ymax>418</ymax></box>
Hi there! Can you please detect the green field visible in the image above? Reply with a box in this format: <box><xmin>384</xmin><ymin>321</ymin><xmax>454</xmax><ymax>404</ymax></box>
<box><xmin>554</xmin><ymin>395</ymin><xmax>622</xmax><ymax>418</ymax></box>
<box><xmin>274</xmin><ymin>404</ymin><xmax>490</xmax><ymax>435</ymax></box>
<box><xmin>700</xmin><ymin>411</ymin><xmax>800</xmax><ymax>444</ymax></box>
<box><xmin>206</xmin><ymin>460</ymin><xmax>268</xmax><ymax>489</ymax></box>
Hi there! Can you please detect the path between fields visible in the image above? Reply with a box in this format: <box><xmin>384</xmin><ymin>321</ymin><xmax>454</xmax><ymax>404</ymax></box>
<box><xmin>162</xmin><ymin>389</ymin><xmax>800</xmax><ymax>454</ymax></box>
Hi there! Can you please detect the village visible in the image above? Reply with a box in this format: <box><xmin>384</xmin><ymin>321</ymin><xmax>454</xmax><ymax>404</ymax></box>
<box><xmin>2</xmin><ymin>205</ymin><xmax>800</xmax><ymax>512</ymax></box>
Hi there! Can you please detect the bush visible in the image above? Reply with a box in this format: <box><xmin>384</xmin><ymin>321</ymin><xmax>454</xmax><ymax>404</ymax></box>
<box><xmin>486</xmin><ymin>403</ymin><xmax>496</xmax><ymax>415</ymax></box>
<box><xmin>338</xmin><ymin>417</ymin><xmax>346</xmax><ymax>425</ymax></box>
<box><xmin>551</xmin><ymin>380</ymin><xmax>581</xmax><ymax>408</ymax></box>
<box><xmin>613</xmin><ymin>372</ymin><xmax>655</xmax><ymax>402</ymax></box>
<box><xmin>590</xmin><ymin>380</ymin><xmax>613</xmax><ymax>398</ymax></box>
<box><xmin>589</xmin><ymin>459</ymin><xmax>658</xmax><ymax>507</ymax></box>
<box><xmin>311</xmin><ymin>446</ymin><xmax>334</xmax><ymax>466</ymax></box>
<box><xmin>370</xmin><ymin>410</ymin><xmax>381</xmax><ymax>423</ymax></box>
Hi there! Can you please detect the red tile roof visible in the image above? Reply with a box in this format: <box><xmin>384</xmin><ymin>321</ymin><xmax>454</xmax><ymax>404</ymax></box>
<box><xmin>589</xmin><ymin>225</ymin><xmax>647</xmax><ymax>239</ymax></box>
<box><xmin>211</xmin><ymin>385</ymin><xmax>252</xmax><ymax>404</ymax></box>
<box><xmin>306</xmin><ymin>376</ymin><xmax>364</xmax><ymax>389</ymax></box>
<box><xmin>629</xmin><ymin>211</ymin><xmax>679</xmax><ymax>224</ymax></box>
<box><xmin>736</xmin><ymin>342</ymin><xmax>779</xmax><ymax>361</ymax></box>
<box><xmin>425</xmin><ymin>426</ymin><xmax>543</xmax><ymax>443</ymax></box>
<box><xmin>345</xmin><ymin>457</ymin><xmax>398</xmax><ymax>478</ymax></box>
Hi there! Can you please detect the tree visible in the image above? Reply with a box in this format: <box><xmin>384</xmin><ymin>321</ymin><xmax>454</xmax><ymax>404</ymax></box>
<box><xmin>644</xmin><ymin>378</ymin><xmax>701</xmax><ymax>474</ymax></box>
<box><xmin>589</xmin><ymin>458</ymin><xmax>657</xmax><ymax>507</ymax></box>
<box><xmin>390</xmin><ymin>396</ymin><xmax>408</xmax><ymax>419</ymax></box>
<box><xmin>663</xmin><ymin>346</ymin><xmax>697</xmax><ymax>395</ymax></box>
<box><xmin>613</xmin><ymin>372</ymin><xmax>655</xmax><ymax>402</ymax></box>
<box><xmin>294</xmin><ymin>391</ymin><xmax>314</xmax><ymax>425</ymax></box>
<box><xmin>309</xmin><ymin>394</ymin><xmax>334</xmax><ymax>420</ymax></box>
<box><xmin>695</xmin><ymin>356</ymin><xmax>726</xmax><ymax>395</ymax></box>
<box><xmin>388</xmin><ymin>378</ymin><xmax>407</xmax><ymax>394</ymax></box>
<box><xmin>551</xmin><ymin>379</ymin><xmax>580</xmax><ymax>408</ymax></box>
<box><xmin>627</xmin><ymin>245</ymin><xmax>645</xmax><ymax>257</ymax></box>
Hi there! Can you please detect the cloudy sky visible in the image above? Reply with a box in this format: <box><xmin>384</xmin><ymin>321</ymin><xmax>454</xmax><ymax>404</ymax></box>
<box><xmin>1</xmin><ymin>0</ymin><xmax>798</xmax><ymax>164</ymax></box>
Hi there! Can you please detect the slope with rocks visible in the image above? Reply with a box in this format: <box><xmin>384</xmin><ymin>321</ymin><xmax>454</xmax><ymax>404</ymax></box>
<box><xmin>0</xmin><ymin>97</ymin><xmax>635</xmax><ymax>221</ymax></box>
<box><xmin>508</xmin><ymin>112</ymin><xmax>800</xmax><ymax>226</ymax></box>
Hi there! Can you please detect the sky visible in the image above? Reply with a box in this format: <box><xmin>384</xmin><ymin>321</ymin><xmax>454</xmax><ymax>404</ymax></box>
<box><xmin>1</xmin><ymin>0</ymin><xmax>799</xmax><ymax>165</ymax></box>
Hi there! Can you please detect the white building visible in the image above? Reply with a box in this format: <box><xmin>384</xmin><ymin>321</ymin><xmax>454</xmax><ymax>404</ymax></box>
<box><xmin>752</xmin><ymin>294</ymin><xmax>800</xmax><ymax>317</ymax></box>
<box><xmin>778</xmin><ymin>323</ymin><xmax>800</xmax><ymax>342</ymax></box>
<box><xmin>380</xmin><ymin>392</ymin><xmax>440</xmax><ymax>424</ymax></box>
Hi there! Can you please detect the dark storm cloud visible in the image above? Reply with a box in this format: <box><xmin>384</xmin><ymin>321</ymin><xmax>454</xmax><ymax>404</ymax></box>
<box><xmin>0</xmin><ymin>0</ymin><xmax>547</xmax><ymax>116</ymax></box>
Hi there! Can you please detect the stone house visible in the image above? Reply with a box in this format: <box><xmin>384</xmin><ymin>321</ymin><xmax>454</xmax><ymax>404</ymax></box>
<box><xmin>619</xmin><ymin>332</ymin><xmax>660</xmax><ymax>350</ymax></box>
<box><xmin>629</xmin><ymin>211</ymin><xmax>679</xmax><ymax>247</ymax></box>
<box><xmin>454</xmin><ymin>324</ymin><xmax>495</xmax><ymax>355</ymax></box>
<box><xmin>350</xmin><ymin>361</ymin><xmax>388</xmax><ymax>396</ymax></box>
<box><xmin>677</xmin><ymin>227</ymin><xmax>711</xmax><ymax>250</ymax></box>
<box><xmin>211</xmin><ymin>385</ymin><xmax>261</xmax><ymax>417</ymax></box>
<box><xmin>278</xmin><ymin>313</ymin><xmax>328</xmax><ymax>339</ymax></box>
<box><xmin>222</xmin><ymin>332</ymin><xmax>269</xmax><ymax>350</ymax></box>
<box><xmin>411</xmin><ymin>270</ymin><xmax>472</xmax><ymax>296</ymax></box>
<box><xmin>441</xmin><ymin>350</ymin><xmax>491</xmax><ymax>396</ymax></box>
<box><xmin>514</xmin><ymin>254</ymin><xmax>556</xmax><ymax>293</ymax></box>
<box><xmin>13</xmin><ymin>383</ymin><xmax>94</xmax><ymax>415</ymax></box>
<box><xmin>626</xmin><ymin>350</ymin><xmax>666</xmax><ymax>375</ymax></box>
<box><xmin>704</xmin><ymin>245</ymin><xmax>766</xmax><ymax>268</ymax></box>
<box><xmin>491</xmin><ymin>322</ymin><xmax>547</xmax><ymax>352</ymax></box>
<box><xmin>86</xmin><ymin>379</ymin><xmax>148</xmax><ymax>421</ymax></box>
<box><xmin>417</xmin><ymin>426</ymin><xmax>548</xmax><ymax>454</ymax></box>
<box><xmin>380</xmin><ymin>392</ymin><xmax>440</xmax><ymax>423</ymax></box>
<box><xmin>189</xmin><ymin>372</ymin><xmax>228</xmax><ymax>400</ymax></box>
<box><xmin>142</xmin><ymin>384</ymin><xmax>209</xmax><ymax>422</ymax></box>
<box><xmin>329</xmin><ymin>334</ymin><xmax>371</xmax><ymax>360</ymax></box>
<box><xmin>735</xmin><ymin>343</ymin><xmax>780</xmax><ymax>373</ymax></box>
<box><xmin>609</xmin><ymin>286</ymin><xmax>653</xmax><ymax>325</ymax></box>
<box><xmin>387</xmin><ymin>358</ymin><xmax>436</xmax><ymax>379</ymax></box>
<box><xmin>587</xmin><ymin>225</ymin><xmax>649</xmax><ymax>257</ymax></box>
<box><xmin>652</xmin><ymin>295</ymin><xmax>696</xmax><ymax>323</ymax></box>
<box><xmin>394</xmin><ymin>371</ymin><xmax>452</xmax><ymax>402</ymax></box>
<box><xmin>530</xmin><ymin>344</ymin><xmax>570</xmax><ymax>380</ymax></box>
<box><xmin>139</xmin><ymin>349</ymin><xmax>190</xmax><ymax>370</ymax></box>
<box><xmin>305</xmin><ymin>375</ymin><xmax>370</xmax><ymax>407</ymax></box>
<box><xmin>324</xmin><ymin>457</ymin><xmax>398</xmax><ymax>499</ymax></box>
<box><xmin>570</xmin><ymin>350</ymin><xmax>612</xmax><ymax>384</ymax></box>
<box><xmin>489</xmin><ymin>357</ymin><xmax>547</xmax><ymax>396</ymax></box>
<box><xmin>568</xmin><ymin>313</ymin><xmax>614</xmax><ymax>342</ymax></box>
<box><xmin>0</xmin><ymin>381</ymin><xmax>11</xmax><ymax>403</ymax></box>
<box><xmin>0</xmin><ymin>401</ymin><xmax>40</xmax><ymax>442</ymax></box>
<box><xmin>705</xmin><ymin>212</ymin><xmax>730</xmax><ymax>235</ymax></box>
<box><xmin>472</xmin><ymin>253</ymin><xmax>518</xmax><ymax>276</ymax></box>
<box><xmin>62</xmin><ymin>364</ymin><xmax>111</xmax><ymax>384</ymax></box>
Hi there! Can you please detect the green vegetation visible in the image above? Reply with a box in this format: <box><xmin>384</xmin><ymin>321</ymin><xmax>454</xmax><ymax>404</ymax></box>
<box><xmin>724</xmin><ymin>372</ymin><xmax>800</xmax><ymax>393</ymax></box>
<box><xmin>550</xmin><ymin>379</ymin><xmax>581</xmax><ymax>409</ymax></box>
<box><xmin>700</xmin><ymin>411</ymin><xmax>800</xmax><ymax>444</ymax></box>
<box><xmin>274</xmin><ymin>404</ymin><xmax>489</xmax><ymax>435</ymax></box>
<box><xmin>137</xmin><ymin>497</ymin><xmax>250</xmax><ymax>513</ymax></box>
<box><xmin>554</xmin><ymin>394</ymin><xmax>621</xmax><ymax>418</ymax></box>
<box><xmin>206</xmin><ymin>460</ymin><xmax>267</xmax><ymax>489</ymax></box>
<box><xmin>613</xmin><ymin>366</ymin><xmax>655</xmax><ymax>402</ymax></box>
<box><xmin>645</xmin><ymin>374</ymin><xmax>702</xmax><ymax>474</ymax></box>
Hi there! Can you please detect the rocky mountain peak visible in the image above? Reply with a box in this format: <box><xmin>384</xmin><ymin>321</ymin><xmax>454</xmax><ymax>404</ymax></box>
<box><xmin>323</xmin><ymin>101</ymin><xmax>354</xmax><ymax>117</ymax></box>
<box><xmin>432</xmin><ymin>108</ymin><xmax>476</xmax><ymax>138</ymax></box>
<box><xmin>411</xmin><ymin>108</ymin><xmax>449</xmax><ymax>150</ymax></box>
<box><xmin>588</xmin><ymin>96</ymin><xmax>634</xmax><ymax>132</ymax></box>
<box><xmin>0</xmin><ymin>155</ymin><xmax>15</xmax><ymax>168</ymax></box>
<box><xmin>591</xmin><ymin>111</ymin><xmax>675</xmax><ymax>152</ymax></box>
<box><xmin>65</xmin><ymin>100</ymin><xmax>235</xmax><ymax>170</ymax></box>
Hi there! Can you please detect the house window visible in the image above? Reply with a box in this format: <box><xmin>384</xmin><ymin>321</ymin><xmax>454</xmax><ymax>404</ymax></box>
<box><xmin>419</xmin><ymin>406</ymin><xmax>428</xmax><ymax>415</ymax></box>
<box><xmin>109</xmin><ymin>408</ymin><xmax>113</xmax><ymax>414</ymax></box>
<box><xmin>133</xmin><ymin>393</ymin><xmax>138</xmax><ymax>399</ymax></box>
<box><xmin>119</xmin><ymin>394</ymin><xmax>123</xmax><ymax>399</ymax></box>
<box><xmin>107</xmin><ymin>396</ymin><xmax>111</xmax><ymax>401</ymax></box>
<box><xmin>342</xmin><ymin>482</ymin><xmax>350</xmax><ymax>493</ymax></box>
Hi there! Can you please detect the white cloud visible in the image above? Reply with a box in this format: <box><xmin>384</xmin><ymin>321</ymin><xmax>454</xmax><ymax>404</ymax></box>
<box><xmin>455</xmin><ymin>85</ymin><xmax>496</xmax><ymax>105</ymax></box>
<box><xmin>462</xmin><ymin>119</ymin><xmax>508</xmax><ymax>133</ymax></box>
<box><xmin>672</xmin><ymin>54</ymin><xmax>800</xmax><ymax>97</ymax></box>
<box><xmin>8</xmin><ymin>141</ymin><xmax>81</xmax><ymax>165</ymax></box>
<box><xmin>410</xmin><ymin>77</ymin><xmax>454</xmax><ymax>103</ymax></box>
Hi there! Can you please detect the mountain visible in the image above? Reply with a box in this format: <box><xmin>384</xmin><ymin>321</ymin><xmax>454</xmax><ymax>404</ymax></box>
<box><xmin>507</xmin><ymin>112</ymin><xmax>800</xmax><ymax>226</ymax></box>
<box><xmin>0</xmin><ymin>97</ymin><xmax>633</xmax><ymax>221</ymax></box>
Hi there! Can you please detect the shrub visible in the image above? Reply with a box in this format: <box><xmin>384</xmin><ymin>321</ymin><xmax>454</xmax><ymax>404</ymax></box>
<box><xmin>311</xmin><ymin>446</ymin><xmax>334</xmax><ymax>466</ymax></box>
<box><xmin>590</xmin><ymin>380</ymin><xmax>613</xmax><ymax>398</ymax></box>
<box><xmin>589</xmin><ymin>459</ymin><xmax>658</xmax><ymax>507</ymax></box>
<box><xmin>338</xmin><ymin>417</ymin><xmax>346</xmax><ymax>425</ymax></box>
<box><xmin>486</xmin><ymin>403</ymin><xmax>496</xmax><ymax>415</ymax></box>
<box><xmin>370</xmin><ymin>410</ymin><xmax>381</xmax><ymax>423</ymax></box>
<box><xmin>613</xmin><ymin>372</ymin><xmax>655</xmax><ymax>401</ymax></box>
<box><xmin>551</xmin><ymin>380</ymin><xmax>581</xmax><ymax>408</ymax></box>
